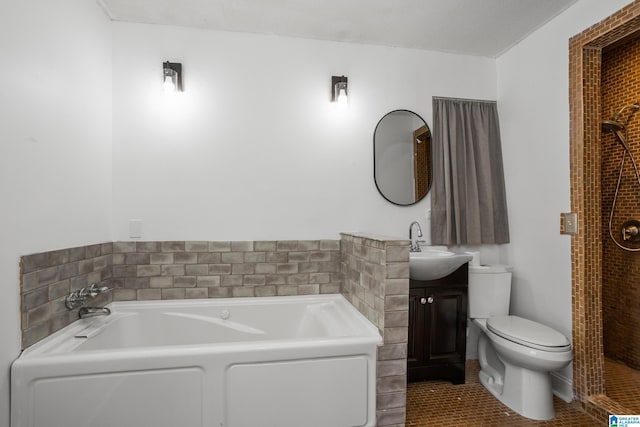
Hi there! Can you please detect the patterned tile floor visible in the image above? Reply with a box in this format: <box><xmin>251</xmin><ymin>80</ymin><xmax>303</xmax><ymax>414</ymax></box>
<box><xmin>605</xmin><ymin>357</ymin><xmax>640</xmax><ymax>414</ymax></box>
<box><xmin>406</xmin><ymin>361</ymin><xmax>600</xmax><ymax>426</ymax></box>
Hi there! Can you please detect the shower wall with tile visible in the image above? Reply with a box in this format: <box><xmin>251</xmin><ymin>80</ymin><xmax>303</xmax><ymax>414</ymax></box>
<box><xmin>601</xmin><ymin>37</ymin><xmax>640</xmax><ymax>370</ymax></box>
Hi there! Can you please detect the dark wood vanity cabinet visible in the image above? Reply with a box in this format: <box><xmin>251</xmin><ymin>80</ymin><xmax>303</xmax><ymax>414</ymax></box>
<box><xmin>408</xmin><ymin>263</ymin><xmax>468</xmax><ymax>384</ymax></box>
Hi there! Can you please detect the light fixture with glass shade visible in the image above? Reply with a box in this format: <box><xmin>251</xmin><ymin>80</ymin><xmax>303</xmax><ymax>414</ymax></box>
<box><xmin>331</xmin><ymin>75</ymin><xmax>348</xmax><ymax>105</ymax></box>
<box><xmin>163</xmin><ymin>61</ymin><xmax>183</xmax><ymax>93</ymax></box>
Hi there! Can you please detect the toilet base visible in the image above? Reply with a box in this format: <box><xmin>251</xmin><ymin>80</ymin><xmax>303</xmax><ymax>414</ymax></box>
<box><xmin>479</xmin><ymin>362</ymin><xmax>555</xmax><ymax>421</ymax></box>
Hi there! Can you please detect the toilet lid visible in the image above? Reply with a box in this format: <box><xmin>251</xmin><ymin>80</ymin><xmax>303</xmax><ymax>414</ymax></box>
<box><xmin>487</xmin><ymin>315</ymin><xmax>571</xmax><ymax>352</ymax></box>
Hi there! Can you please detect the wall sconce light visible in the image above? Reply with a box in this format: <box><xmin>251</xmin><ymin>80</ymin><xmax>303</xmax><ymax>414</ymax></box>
<box><xmin>163</xmin><ymin>61</ymin><xmax>183</xmax><ymax>92</ymax></box>
<box><xmin>331</xmin><ymin>75</ymin><xmax>348</xmax><ymax>104</ymax></box>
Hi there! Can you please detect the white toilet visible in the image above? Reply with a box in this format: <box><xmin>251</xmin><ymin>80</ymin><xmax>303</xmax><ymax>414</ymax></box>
<box><xmin>468</xmin><ymin>265</ymin><xmax>573</xmax><ymax>421</ymax></box>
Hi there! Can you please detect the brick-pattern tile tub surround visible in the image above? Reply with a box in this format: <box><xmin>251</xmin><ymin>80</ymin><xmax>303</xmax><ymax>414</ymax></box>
<box><xmin>20</xmin><ymin>236</ymin><xmax>409</xmax><ymax>427</ymax></box>
<box><xmin>341</xmin><ymin>233</ymin><xmax>410</xmax><ymax>427</ymax></box>
<box><xmin>19</xmin><ymin>240</ymin><xmax>342</xmax><ymax>348</ymax></box>
<box><xmin>20</xmin><ymin>243</ymin><xmax>114</xmax><ymax>348</ymax></box>
<box><xmin>110</xmin><ymin>240</ymin><xmax>342</xmax><ymax>301</ymax></box>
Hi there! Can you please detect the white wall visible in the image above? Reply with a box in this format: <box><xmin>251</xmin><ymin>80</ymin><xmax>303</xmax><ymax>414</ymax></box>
<box><xmin>0</xmin><ymin>1</ymin><xmax>112</xmax><ymax>425</ymax></box>
<box><xmin>496</xmin><ymin>0</ymin><xmax>634</xmax><ymax>398</ymax></box>
<box><xmin>7</xmin><ymin>0</ymin><xmax>633</xmax><ymax>421</ymax></box>
<box><xmin>111</xmin><ymin>23</ymin><xmax>496</xmax><ymax>242</ymax></box>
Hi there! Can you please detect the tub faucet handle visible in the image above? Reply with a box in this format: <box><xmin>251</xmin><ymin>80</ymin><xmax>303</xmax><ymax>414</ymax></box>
<box><xmin>65</xmin><ymin>282</ymin><xmax>112</xmax><ymax>310</ymax></box>
<box><xmin>89</xmin><ymin>282</ymin><xmax>112</xmax><ymax>294</ymax></box>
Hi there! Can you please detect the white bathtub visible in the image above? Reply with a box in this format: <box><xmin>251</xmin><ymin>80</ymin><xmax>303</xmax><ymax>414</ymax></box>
<box><xmin>11</xmin><ymin>294</ymin><xmax>382</xmax><ymax>427</ymax></box>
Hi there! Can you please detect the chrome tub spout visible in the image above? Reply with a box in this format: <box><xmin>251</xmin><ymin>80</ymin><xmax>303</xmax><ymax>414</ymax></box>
<box><xmin>79</xmin><ymin>307</ymin><xmax>111</xmax><ymax>319</ymax></box>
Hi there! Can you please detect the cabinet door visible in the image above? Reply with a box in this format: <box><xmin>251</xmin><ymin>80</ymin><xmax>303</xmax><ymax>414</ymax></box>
<box><xmin>407</xmin><ymin>288</ymin><xmax>426</xmax><ymax>368</ymax></box>
<box><xmin>425</xmin><ymin>288</ymin><xmax>467</xmax><ymax>365</ymax></box>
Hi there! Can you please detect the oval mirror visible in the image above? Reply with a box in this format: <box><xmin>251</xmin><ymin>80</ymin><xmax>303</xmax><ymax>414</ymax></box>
<box><xmin>373</xmin><ymin>110</ymin><xmax>432</xmax><ymax>205</ymax></box>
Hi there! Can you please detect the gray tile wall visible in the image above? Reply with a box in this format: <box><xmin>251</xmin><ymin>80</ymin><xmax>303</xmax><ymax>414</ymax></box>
<box><xmin>110</xmin><ymin>240</ymin><xmax>342</xmax><ymax>300</ymax></box>
<box><xmin>19</xmin><ymin>240</ymin><xmax>341</xmax><ymax>348</ymax></box>
<box><xmin>20</xmin><ymin>243</ymin><xmax>114</xmax><ymax>348</ymax></box>
<box><xmin>341</xmin><ymin>232</ymin><xmax>410</xmax><ymax>427</ymax></box>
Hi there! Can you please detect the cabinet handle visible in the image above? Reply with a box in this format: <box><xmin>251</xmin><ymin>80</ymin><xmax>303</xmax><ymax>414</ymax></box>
<box><xmin>420</xmin><ymin>297</ymin><xmax>434</xmax><ymax>305</ymax></box>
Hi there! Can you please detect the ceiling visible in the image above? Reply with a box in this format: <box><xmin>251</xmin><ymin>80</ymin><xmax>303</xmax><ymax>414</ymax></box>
<box><xmin>98</xmin><ymin>0</ymin><xmax>579</xmax><ymax>58</ymax></box>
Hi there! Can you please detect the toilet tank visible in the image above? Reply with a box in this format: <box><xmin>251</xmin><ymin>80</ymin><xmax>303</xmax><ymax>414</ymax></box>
<box><xmin>468</xmin><ymin>265</ymin><xmax>512</xmax><ymax>319</ymax></box>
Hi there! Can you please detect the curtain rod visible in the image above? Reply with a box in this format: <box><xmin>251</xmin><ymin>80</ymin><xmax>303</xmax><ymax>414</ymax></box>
<box><xmin>432</xmin><ymin>96</ymin><xmax>497</xmax><ymax>104</ymax></box>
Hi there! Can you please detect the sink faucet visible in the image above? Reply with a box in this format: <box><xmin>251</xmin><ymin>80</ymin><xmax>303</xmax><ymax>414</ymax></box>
<box><xmin>409</xmin><ymin>221</ymin><xmax>423</xmax><ymax>252</ymax></box>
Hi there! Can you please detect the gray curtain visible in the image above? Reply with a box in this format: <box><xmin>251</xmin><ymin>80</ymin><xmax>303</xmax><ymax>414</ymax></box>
<box><xmin>431</xmin><ymin>97</ymin><xmax>510</xmax><ymax>245</ymax></box>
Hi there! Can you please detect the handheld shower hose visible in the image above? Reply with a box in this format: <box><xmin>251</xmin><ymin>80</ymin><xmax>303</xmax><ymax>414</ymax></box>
<box><xmin>601</xmin><ymin>103</ymin><xmax>640</xmax><ymax>252</ymax></box>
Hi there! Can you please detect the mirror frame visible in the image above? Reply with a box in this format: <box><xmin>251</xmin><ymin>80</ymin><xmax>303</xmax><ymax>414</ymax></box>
<box><xmin>373</xmin><ymin>109</ymin><xmax>432</xmax><ymax>206</ymax></box>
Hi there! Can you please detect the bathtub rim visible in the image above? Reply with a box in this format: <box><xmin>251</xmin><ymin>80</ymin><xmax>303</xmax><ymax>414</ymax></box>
<box><xmin>17</xmin><ymin>294</ymin><xmax>382</xmax><ymax>359</ymax></box>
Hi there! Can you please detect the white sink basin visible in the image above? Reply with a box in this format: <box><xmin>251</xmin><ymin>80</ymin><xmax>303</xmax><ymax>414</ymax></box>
<box><xmin>409</xmin><ymin>249</ymin><xmax>473</xmax><ymax>281</ymax></box>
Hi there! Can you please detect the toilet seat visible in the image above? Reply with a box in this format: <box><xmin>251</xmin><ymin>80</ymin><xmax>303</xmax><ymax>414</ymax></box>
<box><xmin>486</xmin><ymin>315</ymin><xmax>571</xmax><ymax>352</ymax></box>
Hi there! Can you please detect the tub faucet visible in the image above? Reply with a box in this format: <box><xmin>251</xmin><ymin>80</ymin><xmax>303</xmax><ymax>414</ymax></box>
<box><xmin>79</xmin><ymin>307</ymin><xmax>111</xmax><ymax>319</ymax></box>
<box><xmin>409</xmin><ymin>221</ymin><xmax>423</xmax><ymax>252</ymax></box>
<box><xmin>65</xmin><ymin>282</ymin><xmax>112</xmax><ymax>310</ymax></box>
